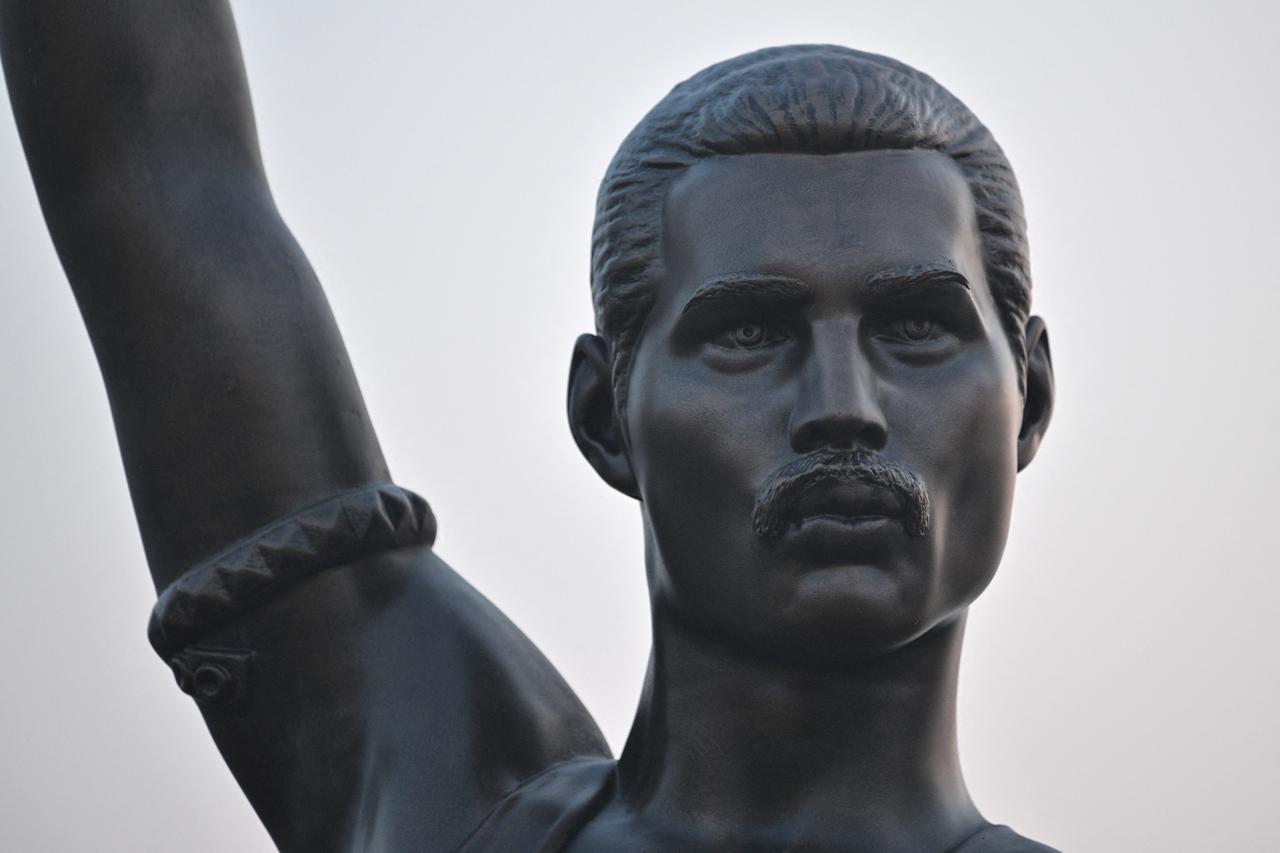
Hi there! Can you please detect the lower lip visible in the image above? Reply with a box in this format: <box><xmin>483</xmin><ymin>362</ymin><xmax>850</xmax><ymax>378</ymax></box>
<box><xmin>779</xmin><ymin>514</ymin><xmax>901</xmax><ymax>553</ymax></box>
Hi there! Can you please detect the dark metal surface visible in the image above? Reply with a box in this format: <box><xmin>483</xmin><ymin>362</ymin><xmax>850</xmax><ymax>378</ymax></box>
<box><xmin>1</xmin><ymin>4</ymin><xmax>1057</xmax><ymax>851</ymax></box>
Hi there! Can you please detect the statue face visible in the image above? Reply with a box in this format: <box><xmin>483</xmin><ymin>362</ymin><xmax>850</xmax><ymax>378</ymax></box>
<box><xmin>624</xmin><ymin>150</ymin><xmax>1025</xmax><ymax>663</ymax></box>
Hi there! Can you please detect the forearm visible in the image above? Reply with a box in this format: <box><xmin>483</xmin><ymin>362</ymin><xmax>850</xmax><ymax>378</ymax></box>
<box><xmin>2</xmin><ymin>1</ymin><xmax>389</xmax><ymax>591</ymax></box>
<box><xmin>1</xmin><ymin>0</ymin><xmax>265</xmax><ymax>220</ymax></box>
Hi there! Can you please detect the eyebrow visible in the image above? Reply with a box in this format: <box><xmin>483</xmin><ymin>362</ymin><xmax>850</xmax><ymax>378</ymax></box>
<box><xmin>678</xmin><ymin>261</ymin><xmax>972</xmax><ymax>319</ymax></box>
<box><xmin>864</xmin><ymin>261</ymin><xmax>971</xmax><ymax>296</ymax></box>
<box><xmin>680</xmin><ymin>273</ymin><xmax>813</xmax><ymax>316</ymax></box>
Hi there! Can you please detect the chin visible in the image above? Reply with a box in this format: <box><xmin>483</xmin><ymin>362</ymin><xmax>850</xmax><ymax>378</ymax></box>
<box><xmin>780</xmin><ymin>579</ymin><xmax>943</xmax><ymax>666</ymax></box>
<box><xmin>672</xmin><ymin>567</ymin><xmax>947</xmax><ymax>669</ymax></box>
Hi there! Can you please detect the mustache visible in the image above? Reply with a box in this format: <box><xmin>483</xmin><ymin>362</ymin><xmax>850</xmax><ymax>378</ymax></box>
<box><xmin>751</xmin><ymin>449</ymin><xmax>931</xmax><ymax>540</ymax></box>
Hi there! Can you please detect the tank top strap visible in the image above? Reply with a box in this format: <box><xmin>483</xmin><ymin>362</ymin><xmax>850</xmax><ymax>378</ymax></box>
<box><xmin>947</xmin><ymin>824</ymin><xmax>1061</xmax><ymax>852</ymax></box>
<box><xmin>457</xmin><ymin>757</ymin><xmax>616</xmax><ymax>852</ymax></box>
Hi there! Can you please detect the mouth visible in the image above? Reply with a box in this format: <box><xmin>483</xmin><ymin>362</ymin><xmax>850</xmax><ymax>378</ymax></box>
<box><xmin>751</xmin><ymin>449</ymin><xmax>931</xmax><ymax>541</ymax></box>
<box><xmin>785</xmin><ymin>481</ymin><xmax>905</xmax><ymax>530</ymax></box>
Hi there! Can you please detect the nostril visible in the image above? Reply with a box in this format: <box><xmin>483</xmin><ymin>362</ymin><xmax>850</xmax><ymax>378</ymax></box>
<box><xmin>790</xmin><ymin>414</ymin><xmax>886</xmax><ymax>454</ymax></box>
<box><xmin>860</xmin><ymin>421</ymin><xmax>888</xmax><ymax>452</ymax></box>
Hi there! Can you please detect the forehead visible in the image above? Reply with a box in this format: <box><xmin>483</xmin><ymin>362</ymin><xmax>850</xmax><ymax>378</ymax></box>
<box><xmin>659</xmin><ymin>150</ymin><xmax>982</xmax><ymax>300</ymax></box>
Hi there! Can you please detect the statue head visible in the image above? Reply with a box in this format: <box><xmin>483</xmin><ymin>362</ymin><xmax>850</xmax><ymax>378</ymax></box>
<box><xmin>569</xmin><ymin>45</ymin><xmax>1054</xmax><ymax>664</ymax></box>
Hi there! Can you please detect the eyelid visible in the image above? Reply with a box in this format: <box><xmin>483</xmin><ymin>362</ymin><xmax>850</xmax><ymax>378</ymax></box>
<box><xmin>874</xmin><ymin>318</ymin><xmax>948</xmax><ymax>342</ymax></box>
<box><xmin>678</xmin><ymin>299</ymin><xmax>797</xmax><ymax>339</ymax></box>
<box><xmin>866</xmin><ymin>293</ymin><xmax>982</xmax><ymax>339</ymax></box>
<box><xmin>710</xmin><ymin>317</ymin><xmax>790</xmax><ymax>350</ymax></box>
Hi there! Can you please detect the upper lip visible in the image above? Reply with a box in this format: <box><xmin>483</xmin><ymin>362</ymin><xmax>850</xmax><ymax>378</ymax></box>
<box><xmin>788</xmin><ymin>481</ymin><xmax>903</xmax><ymax>525</ymax></box>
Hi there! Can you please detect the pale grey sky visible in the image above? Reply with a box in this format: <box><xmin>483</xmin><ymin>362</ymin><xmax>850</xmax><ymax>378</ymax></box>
<box><xmin>2</xmin><ymin>1</ymin><xmax>1277</xmax><ymax>850</ymax></box>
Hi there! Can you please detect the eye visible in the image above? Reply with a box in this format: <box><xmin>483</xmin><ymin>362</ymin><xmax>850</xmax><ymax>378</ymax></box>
<box><xmin>880</xmin><ymin>317</ymin><xmax>946</xmax><ymax>343</ymax></box>
<box><xmin>711</xmin><ymin>318</ymin><xmax>786</xmax><ymax>350</ymax></box>
<box><xmin>733</xmin><ymin>322</ymin><xmax>766</xmax><ymax>347</ymax></box>
<box><xmin>900</xmin><ymin>318</ymin><xmax>937</xmax><ymax>341</ymax></box>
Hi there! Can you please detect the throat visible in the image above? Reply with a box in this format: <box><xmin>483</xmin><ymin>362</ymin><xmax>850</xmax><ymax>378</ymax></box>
<box><xmin>612</xmin><ymin>612</ymin><xmax>983</xmax><ymax>851</ymax></box>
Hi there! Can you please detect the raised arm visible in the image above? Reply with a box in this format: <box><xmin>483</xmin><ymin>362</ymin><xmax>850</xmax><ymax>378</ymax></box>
<box><xmin>1</xmin><ymin>0</ymin><xmax>388</xmax><ymax>590</ymax></box>
<box><xmin>3</xmin><ymin>6</ymin><xmax>611</xmax><ymax>850</ymax></box>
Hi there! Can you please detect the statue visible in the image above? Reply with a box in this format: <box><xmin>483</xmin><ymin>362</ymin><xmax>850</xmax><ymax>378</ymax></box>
<box><xmin>1</xmin><ymin>3</ymin><xmax>1057</xmax><ymax>851</ymax></box>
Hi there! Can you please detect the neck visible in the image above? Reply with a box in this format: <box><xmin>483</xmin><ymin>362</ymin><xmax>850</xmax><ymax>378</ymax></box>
<box><xmin>616</xmin><ymin>606</ymin><xmax>983</xmax><ymax>851</ymax></box>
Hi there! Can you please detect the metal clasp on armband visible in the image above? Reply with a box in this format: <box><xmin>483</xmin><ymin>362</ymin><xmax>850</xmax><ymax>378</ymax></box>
<box><xmin>169</xmin><ymin>646</ymin><xmax>254</xmax><ymax>710</ymax></box>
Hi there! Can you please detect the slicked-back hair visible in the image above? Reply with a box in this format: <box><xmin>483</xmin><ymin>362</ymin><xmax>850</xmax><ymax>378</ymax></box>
<box><xmin>591</xmin><ymin>45</ymin><xmax>1032</xmax><ymax>418</ymax></box>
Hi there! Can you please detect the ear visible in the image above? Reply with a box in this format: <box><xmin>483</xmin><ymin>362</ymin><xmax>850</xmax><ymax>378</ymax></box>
<box><xmin>1017</xmin><ymin>315</ymin><xmax>1055</xmax><ymax>472</ymax></box>
<box><xmin>568</xmin><ymin>333</ymin><xmax>639</xmax><ymax>498</ymax></box>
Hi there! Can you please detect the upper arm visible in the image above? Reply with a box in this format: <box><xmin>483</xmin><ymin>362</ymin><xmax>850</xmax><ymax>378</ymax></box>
<box><xmin>187</xmin><ymin>545</ymin><xmax>610</xmax><ymax>853</ymax></box>
<box><xmin>1</xmin><ymin>1</ymin><xmax>388</xmax><ymax>588</ymax></box>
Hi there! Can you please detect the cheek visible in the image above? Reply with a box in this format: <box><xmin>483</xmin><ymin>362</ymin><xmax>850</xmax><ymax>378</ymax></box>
<box><xmin>629</xmin><ymin>363</ymin><xmax>720</xmax><ymax>499</ymax></box>
<box><xmin>905</xmin><ymin>352</ymin><xmax>1021</xmax><ymax>603</ymax></box>
<box><xmin>625</xmin><ymin>350</ymin><xmax>786</xmax><ymax>602</ymax></box>
<box><xmin>627</xmin><ymin>353</ymin><xmax>781</xmax><ymax>509</ymax></box>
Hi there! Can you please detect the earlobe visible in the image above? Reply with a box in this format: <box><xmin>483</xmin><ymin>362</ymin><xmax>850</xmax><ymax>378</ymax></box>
<box><xmin>1017</xmin><ymin>316</ymin><xmax>1055</xmax><ymax>472</ymax></box>
<box><xmin>567</xmin><ymin>334</ymin><xmax>639</xmax><ymax>498</ymax></box>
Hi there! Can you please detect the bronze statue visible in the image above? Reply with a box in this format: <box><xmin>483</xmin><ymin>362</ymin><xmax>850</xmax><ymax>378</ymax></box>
<box><xmin>1</xmin><ymin>3</ymin><xmax>1057</xmax><ymax>851</ymax></box>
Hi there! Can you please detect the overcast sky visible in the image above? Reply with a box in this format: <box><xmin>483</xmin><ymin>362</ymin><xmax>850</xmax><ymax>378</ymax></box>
<box><xmin>2</xmin><ymin>1</ymin><xmax>1277</xmax><ymax>851</ymax></box>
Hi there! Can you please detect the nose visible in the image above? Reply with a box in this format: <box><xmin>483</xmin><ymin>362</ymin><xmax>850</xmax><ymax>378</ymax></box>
<box><xmin>788</xmin><ymin>320</ymin><xmax>888</xmax><ymax>453</ymax></box>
